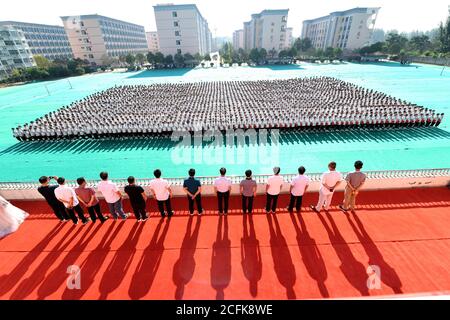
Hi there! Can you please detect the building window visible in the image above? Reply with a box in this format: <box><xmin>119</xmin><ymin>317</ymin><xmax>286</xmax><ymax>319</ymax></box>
<box><xmin>177</xmin><ymin>49</ymin><xmax>182</xmax><ymax>54</ymax></box>
<box><xmin>88</xmin><ymin>54</ymin><xmax>94</xmax><ymax>58</ymax></box>
<box><xmin>174</xmin><ymin>21</ymin><xmax>179</xmax><ymax>27</ymax></box>
<box><xmin>282</xmin><ymin>16</ymin><xmax>287</xmax><ymax>22</ymax></box>
<box><xmin>176</xmin><ymin>40</ymin><xmax>181</xmax><ymax>45</ymax></box>
<box><xmin>175</xmin><ymin>31</ymin><xmax>180</xmax><ymax>36</ymax></box>
<box><xmin>172</xmin><ymin>11</ymin><xmax>178</xmax><ymax>17</ymax></box>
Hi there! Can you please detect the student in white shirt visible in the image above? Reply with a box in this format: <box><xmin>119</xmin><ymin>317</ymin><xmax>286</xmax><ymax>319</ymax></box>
<box><xmin>97</xmin><ymin>171</ymin><xmax>128</xmax><ymax>220</ymax></box>
<box><xmin>288</xmin><ymin>166</ymin><xmax>310</xmax><ymax>213</ymax></box>
<box><xmin>149</xmin><ymin>169</ymin><xmax>174</xmax><ymax>218</ymax></box>
<box><xmin>54</xmin><ymin>177</ymin><xmax>89</xmax><ymax>225</ymax></box>
<box><xmin>214</xmin><ymin>167</ymin><xmax>232</xmax><ymax>215</ymax></box>
<box><xmin>266</xmin><ymin>167</ymin><xmax>284</xmax><ymax>214</ymax></box>
<box><xmin>311</xmin><ymin>162</ymin><xmax>343</xmax><ymax>213</ymax></box>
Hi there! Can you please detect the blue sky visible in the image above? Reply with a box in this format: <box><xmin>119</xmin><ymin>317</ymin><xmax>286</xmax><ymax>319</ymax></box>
<box><xmin>1</xmin><ymin>0</ymin><xmax>449</xmax><ymax>37</ymax></box>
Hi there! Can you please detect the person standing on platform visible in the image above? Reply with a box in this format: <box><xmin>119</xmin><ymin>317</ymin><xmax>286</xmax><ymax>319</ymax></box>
<box><xmin>214</xmin><ymin>167</ymin><xmax>232</xmax><ymax>215</ymax></box>
<box><xmin>240</xmin><ymin>169</ymin><xmax>257</xmax><ymax>214</ymax></box>
<box><xmin>287</xmin><ymin>166</ymin><xmax>310</xmax><ymax>213</ymax></box>
<box><xmin>75</xmin><ymin>177</ymin><xmax>109</xmax><ymax>223</ymax></box>
<box><xmin>310</xmin><ymin>162</ymin><xmax>343</xmax><ymax>213</ymax></box>
<box><xmin>149</xmin><ymin>169</ymin><xmax>174</xmax><ymax>218</ymax></box>
<box><xmin>339</xmin><ymin>160</ymin><xmax>366</xmax><ymax>213</ymax></box>
<box><xmin>97</xmin><ymin>172</ymin><xmax>129</xmax><ymax>220</ymax></box>
<box><xmin>124</xmin><ymin>176</ymin><xmax>148</xmax><ymax>222</ymax></box>
<box><xmin>265</xmin><ymin>167</ymin><xmax>284</xmax><ymax>214</ymax></box>
<box><xmin>37</xmin><ymin>176</ymin><xmax>70</xmax><ymax>222</ymax></box>
<box><xmin>183</xmin><ymin>168</ymin><xmax>203</xmax><ymax>215</ymax></box>
<box><xmin>54</xmin><ymin>177</ymin><xmax>90</xmax><ymax>225</ymax></box>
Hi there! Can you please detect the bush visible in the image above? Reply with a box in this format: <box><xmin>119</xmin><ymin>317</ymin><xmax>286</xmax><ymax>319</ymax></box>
<box><xmin>75</xmin><ymin>67</ymin><xmax>85</xmax><ymax>75</ymax></box>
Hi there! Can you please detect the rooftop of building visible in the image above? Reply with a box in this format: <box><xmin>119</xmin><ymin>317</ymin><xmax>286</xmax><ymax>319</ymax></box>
<box><xmin>153</xmin><ymin>3</ymin><xmax>208</xmax><ymax>22</ymax></box>
<box><xmin>0</xmin><ymin>20</ymin><xmax>65</xmax><ymax>29</ymax></box>
<box><xmin>303</xmin><ymin>7</ymin><xmax>381</xmax><ymax>24</ymax></box>
<box><xmin>60</xmin><ymin>14</ymin><xmax>145</xmax><ymax>29</ymax></box>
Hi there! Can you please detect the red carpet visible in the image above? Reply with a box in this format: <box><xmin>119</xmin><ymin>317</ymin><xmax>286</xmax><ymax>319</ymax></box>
<box><xmin>0</xmin><ymin>187</ymin><xmax>449</xmax><ymax>300</ymax></box>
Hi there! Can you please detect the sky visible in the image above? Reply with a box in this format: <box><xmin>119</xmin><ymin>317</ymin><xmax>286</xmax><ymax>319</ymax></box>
<box><xmin>0</xmin><ymin>0</ymin><xmax>449</xmax><ymax>37</ymax></box>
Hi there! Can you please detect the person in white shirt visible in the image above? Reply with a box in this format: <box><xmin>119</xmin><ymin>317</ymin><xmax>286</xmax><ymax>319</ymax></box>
<box><xmin>149</xmin><ymin>169</ymin><xmax>174</xmax><ymax>218</ymax></box>
<box><xmin>214</xmin><ymin>167</ymin><xmax>232</xmax><ymax>215</ymax></box>
<box><xmin>311</xmin><ymin>162</ymin><xmax>343</xmax><ymax>213</ymax></box>
<box><xmin>265</xmin><ymin>167</ymin><xmax>284</xmax><ymax>214</ymax></box>
<box><xmin>97</xmin><ymin>172</ymin><xmax>128</xmax><ymax>220</ymax></box>
<box><xmin>54</xmin><ymin>177</ymin><xmax>89</xmax><ymax>225</ymax></box>
<box><xmin>288</xmin><ymin>166</ymin><xmax>310</xmax><ymax>213</ymax></box>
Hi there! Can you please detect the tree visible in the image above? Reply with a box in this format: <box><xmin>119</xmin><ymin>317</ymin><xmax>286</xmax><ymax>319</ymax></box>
<box><xmin>289</xmin><ymin>46</ymin><xmax>298</xmax><ymax>58</ymax></box>
<box><xmin>164</xmin><ymin>54</ymin><xmax>174</xmax><ymax>64</ymax></box>
<box><xmin>174</xmin><ymin>52</ymin><xmax>185</xmax><ymax>65</ymax></box>
<box><xmin>125</xmin><ymin>53</ymin><xmax>136</xmax><ymax>66</ymax></box>
<box><xmin>249</xmin><ymin>48</ymin><xmax>260</xmax><ymax>63</ymax></box>
<box><xmin>359</xmin><ymin>42</ymin><xmax>385</xmax><ymax>54</ymax></box>
<box><xmin>294</xmin><ymin>37</ymin><xmax>313</xmax><ymax>52</ymax></box>
<box><xmin>193</xmin><ymin>53</ymin><xmax>202</xmax><ymax>62</ymax></box>
<box><xmin>147</xmin><ymin>52</ymin><xmax>156</xmax><ymax>64</ymax></box>
<box><xmin>135</xmin><ymin>53</ymin><xmax>146</xmax><ymax>65</ymax></box>
<box><xmin>324</xmin><ymin>47</ymin><xmax>335</xmax><ymax>58</ymax></box>
<box><xmin>34</xmin><ymin>55</ymin><xmax>51</xmax><ymax>69</ymax></box>
<box><xmin>26</xmin><ymin>67</ymin><xmax>49</xmax><ymax>79</ymax></box>
<box><xmin>237</xmin><ymin>48</ymin><xmax>249</xmax><ymax>63</ymax></box>
<box><xmin>268</xmin><ymin>48</ymin><xmax>277</xmax><ymax>59</ymax></box>
<box><xmin>333</xmin><ymin>47</ymin><xmax>343</xmax><ymax>59</ymax></box>
<box><xmin>100</xmin><ymin>54</ymin><xmax>115</xmax><ymax>67</ymax></box>
<box><xmin>278</xmin><ymin>50</ymin><xmax>289</xmax><ymax>58</ymax></box>
<box><xmin>385</xmin><ymin>32</ymin><xmax>409</xmax><ymax>54</ymax></box>
<box><xmin>204</xmin><ymin>53</ymin><xmax>211</xmax><ymax>61</ymax></box>
<box><xmin>409</xmin><ymin>35</ymin><xmax>432</xmax><ymax>53</ymax></box>
<box><xmin>259</xmin><ymin>48</ymin><xmax>267</xmax><ymax>62</ymax></box>
<box><xmin>183</xmin><ymin>53</ymin><xmax>194</xmax><ymax>61</ymax></box>
<box><xmin>438</xmin><ymin>13</ymin><xmax>450</xmax><ymax>53</ymax></box>
<box><xmin>154</xmin><ymin>52</ymin><xmax>165</xmax><ymax>64</ymax></box>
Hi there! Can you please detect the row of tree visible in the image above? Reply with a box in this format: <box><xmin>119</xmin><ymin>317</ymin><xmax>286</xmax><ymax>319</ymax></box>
<box><xmin>0</xmin><ymin>56</ymin><xmax>95</xmax><ymax>84</ymax></box>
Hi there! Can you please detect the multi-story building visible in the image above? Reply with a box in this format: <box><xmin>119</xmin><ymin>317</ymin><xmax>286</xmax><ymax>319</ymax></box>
<box><xmin>0</xmin><ymin>21</ymin><xmax>73</xmax><ymax>61</ymax></box>
<box><xmin>232</xmin><ymin>29</ymin><xmax>244</xmax><ymax>50</ymax></box>
<box><xmin>146</xmin><ymin>31</ymin><xmax>160</xmax><ymax>52</ymax></box>
<box><xmin>243</xmin><ymin>9</ymin><xmax>289</xmax><ymax>53</ymax></box>
<box><xmin>284</xmin><ymin>27</ymin><xmax>294</xmax><ymax>49</ymax></box>
<box><xmin>301</xmin><ymin>7</ymin><xmax>380</xmax><ymax>50</ymax></box>
<box><xmin>153</xmin><ymin>3</ymin><xmax>212</xmax><ymax>56</ymax></box>
<box><xmin>60</xmin><ymin>14</ymin><xmax>148</xmax><ymax>65</ymax></box>
<box><xmin>0</xmin><ymin>26</ymin><xmax>35</xmax><ymax>80</ymax></box>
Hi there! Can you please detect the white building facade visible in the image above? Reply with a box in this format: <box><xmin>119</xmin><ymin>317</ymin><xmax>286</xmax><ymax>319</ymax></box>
<box><xmin>232</xmin><ymin>29</ymin><xmax>244</xmax><ymax>50</ymax></box>
<box><xmin>243</xmin><ymin>9</ymin><xmax>289</xmax><ymax>53</ymax></box>
<box><xmin>0</xmin><ymin>21</ymin><xmax>73</xmax><ymax>61</ymax></box>
<box><xmin>0</xmin><ymin>26</ymin><xmax>35</xmax><ymax>80</ymax></box>
<box><xmin>301</xmin><ymin>7</ymin><xmax>380</xmax><ymax>50</ymax></box>
<box><xmin>146</xmin><ymin>31</ymin><xmax>160</xmax><ymax>52</ymax></box>
<box><xmin>153</xmin><ymin>4</ymin><xmax>212</xmax><ymax>56</ymax></box>
<box><xmin>61</xmin><ymin>14</ymin><xmax>148</xmax><ymax>66</ymax></box>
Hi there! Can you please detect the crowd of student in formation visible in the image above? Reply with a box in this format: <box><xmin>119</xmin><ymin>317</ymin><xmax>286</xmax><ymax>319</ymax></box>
<box><xmin>13</xmin><ymin>77</ymin><xmax>444</xmax><ymax>141</ymax></box>
<box><xmin>36</xmin><ymin>161</ymin><xmax>366</xmax><ymax>225</ymax></box>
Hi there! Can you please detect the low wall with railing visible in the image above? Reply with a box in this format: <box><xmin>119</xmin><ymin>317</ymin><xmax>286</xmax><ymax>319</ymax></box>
<box><xmin>0</xmin><ymin>168</ymin><xmax>449</xmax><ymax>201</ymax></box>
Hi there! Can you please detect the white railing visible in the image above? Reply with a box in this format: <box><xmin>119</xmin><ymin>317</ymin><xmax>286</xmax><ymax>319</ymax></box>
<box><xmin>0</xmin><ymin>168</ymin><xmax>449</xmax><ymax>190</ymax></box>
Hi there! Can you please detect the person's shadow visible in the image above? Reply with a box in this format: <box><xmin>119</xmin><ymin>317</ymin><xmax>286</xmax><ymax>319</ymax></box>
<box><xmin>36</xmin><ymin>223</ymin><xmax>100</xmax><ymax>299</ymax></box>
<box><xmin>0</xmin><ymin>223</ymin><xmax>65</xmax><ymax>297</ymax></box>
<box><xmin>266</xmin><ymin>213</ymin><xmax>297</xmax><ymax>299</ymax></box>
<box><xmin>172</xmin><ymin>216</ymin><xmax>201</xmax><ymax>300</ymax></box>
<box><xmin>346</xmin><ymin>211</ymin><xmax>403</xmax><ymax>294</ymax></box>
<box><xmin>98</xmin><ymin>222</ymin><xmax>145</xmax><ymax>299</ymax></box>
<box><xmin>317</xmin><ymin>212</ymin><xmax>370</xmax><ymax>296</ymax></box>
<box><xmin>289</xmin><ymin>213</ymin><xmax>329</xmax><ymax>298</ymax></box>
<box><xmin>241</xmin><ymin>214</ymin><xmax>262</xmax><ymax>297</ymax></box>
<box><xmin>210</xmin><ymin>215</ymin><xmax>231</xmax><ymax>300</ymax></box>
<box><xmin>128</xmin><ymin>218</ymin><xmax>171</xmax><ymax>299</ymax></box>
<box><xmin>61</xmin><ymin>221</ymin><xmax>125</xmax><ymax>299</ymax></box>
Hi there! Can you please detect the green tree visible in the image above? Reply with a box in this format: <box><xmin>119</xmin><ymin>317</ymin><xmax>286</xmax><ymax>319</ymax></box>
<box><xmin>154</xmin><ymin>52</ymin><xmax>165</xmax><ymax>64</ymax></box>
<box><xmin>174</xmin><ymin>52</ymin><xmax>185</xmax><ymax>65</ymax></box>
<box><xmin>34</xmin><ymin>55</ymin><xmax>51</xmax><ymax>69</ymax></box>
<box><xmin>409</xmin><ymin>35</ymin><xmax>432</xmax><ymax>53</ymax></box>
<box><xmin>333</xmin><ymin>48</ymin><xmax>343</xmax><ymax>59</ymax></box>
<box><xmin>125</xmin><ymin>53</ymin><xmax>136</xmax><ymax>66</ymax></box>
<box><xmin>324</xmin><ymin>47</ymin><xmax>335</xmax><ymax>58</ymax></box>
<box><xmin>135</xmin><ymin>53</ymin><xmax>146</xmax><ymax>65</ymax></box>
<box><xmin>146</xmin><ymin>52</ymin><xmax>156</xmax><ymax>64</ymax></box>
<box><xmin>359</xmin><ymin>42</ymin><xmax>385</xmax><ymax>54</ymax></box>
<box><xmin>385</xmin><ymin>32</ymin><xmax>409</xmax><ymax>54</ymax></box>
<box><xmin>438</xmin><ymin>13</ymin><xmax>450</xmax><ymax>53</ymax></box>
<box><xmin>193</xmin><ymin>53</ymin><xmax>202</xmax><ymax>62</ymax></box>
<box><xmin>164</xmin><ymin>54</ymin><xmax>174</xmax><ymax>64</ymax></box>
<box><xmin>294</xmin><ymin>37</ymin><xmax>313</xmax><ymax>52</ymax></box>
<box><xmin>237</xmin><ymin>48</ymin><xmax>249</xmax><ymax>63</ymax></box>
<box><xmin>249</xmin><ymin>48</ymin><xmax>260</xmax><ymax>63</ymax></box>
<box><xmin>204</xmin><ymin>53</ymin><xmax>211</xmax><ymax>61</ymax></box>
<box><xmin>259</xmin><ymin>48</ymin><xmax>267</xmax><ymax>62</ymax></box>
<box><xmin>278</xmin><ymin>50</ymin><xmax>289</xmax><ymax>58</ymax></box>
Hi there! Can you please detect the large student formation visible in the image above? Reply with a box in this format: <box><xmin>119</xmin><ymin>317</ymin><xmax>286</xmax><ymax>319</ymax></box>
<box><xmin>37</xmin><ymin>160</ymin><xmax>366</xmax><ymax>224</ymax></box>
<box><xmin>13</xmin><ymin>77</ymin><xmax>443</xmax><ymax>141</ymax></box>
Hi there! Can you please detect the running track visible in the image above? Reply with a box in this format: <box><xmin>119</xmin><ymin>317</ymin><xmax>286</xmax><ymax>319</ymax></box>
<box><xmin>0</xmin><ymin>187</ymin><xmax>449</xmax><ymax>300</ymax></box>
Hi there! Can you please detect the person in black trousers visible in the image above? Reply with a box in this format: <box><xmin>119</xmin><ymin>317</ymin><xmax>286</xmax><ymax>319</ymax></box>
<box><xmin>75</xmin><ymin>177</ymin><xmax>109</xmax><ymax>223</ymax></box>
<box><xmin>124</xmin><ymin>176</ymin><xmax>148</xmax><ymax>222</ymax></box>
<box><xmin>240</xmin><ymin>170</ymin><xmax>257</xmax><ymax>214</ymax></box>
<box><xmin>37</xmin><ymin>176</ymin><xmax>70</xmax><ymax>222</ymax></box>
<box><xmin>54</xmin><ymin>177</ymin><xmax>90</xmax><ymax>225</ymax></box>
<box><xmin>183</xmin><ymin>168</ymin><xmax>203</xmax><ymax>215</ymax></box>
<box><xmin>149</xmin><ymin>169</ymin><xmax>174</xmax><ymax>218</ymax></box>
<box><xmin>213</xmin><ymin>167</ymin><xmax>232</xmax><ymax>215</ymax></box>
